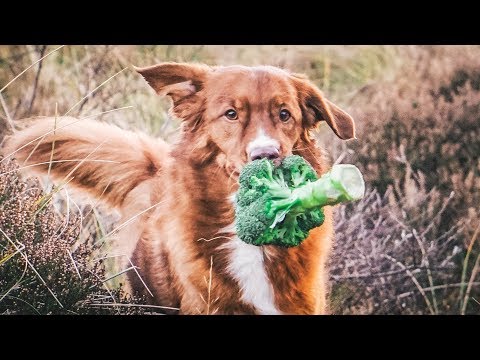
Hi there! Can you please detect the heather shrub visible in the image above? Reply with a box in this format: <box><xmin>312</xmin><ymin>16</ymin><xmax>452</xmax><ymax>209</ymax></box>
<box><xmin>330</xmin><ymin>179</ymin><xmax>476</xmax><ymax>314</ymax></box>
<box><xmin>330</xmin><ymin>46</ymin><xmax>480</xmax><ymax>314</ymax></box>
<box><xmin>0</xmin><ymin>158</ymin><xmax>151</xmax><ymax>314</ymax></box>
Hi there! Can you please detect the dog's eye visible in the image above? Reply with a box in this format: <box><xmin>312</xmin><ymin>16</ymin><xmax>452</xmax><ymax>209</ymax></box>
<box><xmin>225</xmin><ymin>109</ymin><xmax>238</xmax><ymax>120</ymax></box>
<box><xmin>279</xmin><ymin>109</ymin><xmax>291</xmax><ymax>122</ymax></box>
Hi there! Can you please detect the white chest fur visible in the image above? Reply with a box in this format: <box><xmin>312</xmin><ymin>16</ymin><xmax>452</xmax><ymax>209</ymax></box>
<box><xmin>218</xmin><ymin>220</ymin><xmax>282</xmax><ymax>315</ymax></box>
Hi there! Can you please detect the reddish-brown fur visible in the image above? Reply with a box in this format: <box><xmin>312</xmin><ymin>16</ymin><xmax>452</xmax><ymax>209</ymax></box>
<box><xmin>3</xmin><ymin>62</ymin><xmax>355</xmax><ymax>314</ymax></box>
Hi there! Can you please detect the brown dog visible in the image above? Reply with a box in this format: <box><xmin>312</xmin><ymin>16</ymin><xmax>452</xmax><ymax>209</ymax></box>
<box><xmin>4</xmin><ymin>62</ymin><xmax>355</xmax><ymax>314</ymax></box>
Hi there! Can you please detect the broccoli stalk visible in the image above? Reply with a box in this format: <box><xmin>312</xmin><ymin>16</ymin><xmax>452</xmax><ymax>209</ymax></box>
<box><xmin>269</xmin><ymin>164</ymin><xmax>365</xmax><ymax>227</ymax></box>
<box><xmin>235</xmin><ymin>156</ymin><xmax>365</xmax><ymax>247</ymax></box>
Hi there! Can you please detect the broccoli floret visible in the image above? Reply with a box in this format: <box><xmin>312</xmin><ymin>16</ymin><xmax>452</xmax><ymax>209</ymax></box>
<box><xmin>236</xmin><ymin>158</ymin><xmax>293</xmax><ymax>246</ymax></box>
<box><xmin>297</xmin><ymin>211</ymin><xmax>325</xmax><ymax>234</ymax></box>
<box><xmin>280</xmin><ymin>155</ymin><xmax>318</xmax><ymax>188</ymax></box>
<box><xmin>237</xmin><ymin>159</ymin><xmax>279</xmax><ymax>207</ymax></box>
<box><xmin>235</xmin><ymin>193</ymin><xmax>276</xmax><ymax>245</ymax></box>
<box><xmin>235</xmin><ymin>156</ymin><xmax>365</xmax><ymax>247</ymax></box>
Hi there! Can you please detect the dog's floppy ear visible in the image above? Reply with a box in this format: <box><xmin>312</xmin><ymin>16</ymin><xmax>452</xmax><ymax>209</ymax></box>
<box><xmin>134</xmin><ymin>62</ymin><xmax>210</xmax><ymax>104</ymax></box>
<box><xmin>135</xmin><ymin>62</ymin><xmax>211</xmax><ymax>128</ymax></box>
<box><xmin>292</xmin><ymin>74</ymin><xmax>356</xmax><ymax>140</ymax></box>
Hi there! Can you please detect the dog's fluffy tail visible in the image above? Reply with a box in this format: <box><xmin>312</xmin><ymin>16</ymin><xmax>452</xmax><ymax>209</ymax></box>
<box><xmin>3</xmin><ymin>117</ymin><xmax>169</xmax><ymax>208</ymax></box>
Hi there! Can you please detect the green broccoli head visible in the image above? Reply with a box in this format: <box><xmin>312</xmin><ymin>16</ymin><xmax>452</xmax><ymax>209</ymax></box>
<box><xmin>235</xmin><ymin>156</ymin><xmax>365</xmax><ymax>247</ymax></box>
<box><xmin>235</xmin><ymin>156</ymin><xmax>325</xmax><ymax>247</ymax></box>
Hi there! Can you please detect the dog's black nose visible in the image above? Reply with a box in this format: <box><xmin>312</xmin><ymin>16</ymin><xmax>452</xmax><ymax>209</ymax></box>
<box><xmin>250</xmin><ymin>146</ymin><xmax>280</xmax><ymax>161</ymax></box>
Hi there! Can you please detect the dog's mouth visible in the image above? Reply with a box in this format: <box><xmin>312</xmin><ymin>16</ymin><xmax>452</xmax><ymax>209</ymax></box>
<box><xmin>228</xmin><ymin>157</ymin><xmax>284</xmax><ymax>180</ymax></box>
<box><xmin>225</xmin><ymin>146</ymin><xmax>289</xmax><ymax>181</ymax></box>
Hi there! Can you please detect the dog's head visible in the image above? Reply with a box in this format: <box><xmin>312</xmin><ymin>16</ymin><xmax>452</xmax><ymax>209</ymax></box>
<box><xmin>136</xmin><ymin>62</ymin><xmax>355</xmax><ymax>174</ymax></box>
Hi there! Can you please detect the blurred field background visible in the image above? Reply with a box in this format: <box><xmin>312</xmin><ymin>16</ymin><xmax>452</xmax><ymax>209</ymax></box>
<box><xmin>0</xmin><ymin>45</ymin><xmax>479</xmax><ymax>314</ymax></box>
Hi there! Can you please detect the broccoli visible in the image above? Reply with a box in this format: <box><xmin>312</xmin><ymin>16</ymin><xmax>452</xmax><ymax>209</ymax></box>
<box><xmin>235</xmin><ymin>155</ymin><xmax>365</xmax><ymax>247</ymax></box>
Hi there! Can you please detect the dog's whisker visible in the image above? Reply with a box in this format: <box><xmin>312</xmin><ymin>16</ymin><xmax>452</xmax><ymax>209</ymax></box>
<box><xmin>196</xmin><ymin>235</ymin><xmax>235</xmax><ymax>243</ymax></box>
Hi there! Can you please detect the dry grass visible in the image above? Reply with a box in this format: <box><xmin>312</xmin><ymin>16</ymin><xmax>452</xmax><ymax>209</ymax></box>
<box><xmin>1</xmin><ymin>45</ymin><xmax>479</xmax><ymax>314</ymax></box>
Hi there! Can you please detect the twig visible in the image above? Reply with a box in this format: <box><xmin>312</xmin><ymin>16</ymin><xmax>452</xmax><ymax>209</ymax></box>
<box><xmin>47</xmin><ymin>102</ymin><xmax>58</xmax><ymax>178</ymax></box>
<box><xmin>397</xmin><ymin>282</ymin><xmax>480</xmax><ymax>299</ymax></box>
<box><xmin>92</xmin><ymin>45</ymin><xmax>110</xmax><ymax>75</ymax></box>
<box><xmin>127</xmin><ymin>257</ymin><xmax>154</xmax><ymax>297</ymax></box>
<box><xmin>0</xmin><ymin>45</ymin><xmax>65</xmax><ymax>93</ymax></box>
<box><xmin>22</xmin><ymin>131</ymin><xmax>46</xmax><ymax>166</ymax></box>
<box><xmin>413</xmin><ymin>229</ymin><xmax>438</xmax><ymax>314</ymax></box>
<box><xmin>460</xmin><ymin>223</ymin><xmax>480</xmax><ymax>312</ymax></box>
<box><xmin>66</xmin><ymin>249</ymin><xmax>82</xmax><ymax>280</ymax></box>
<box><xmin>0</xmin><ymin>92</ymin><xmax>15</xmax><ymax>132</ymax></box>
<box><xmin>1</xmin><ymin>103</ymin><xmax>132</xmax><ymax>165</ymax></box>
<box><xmin>1</xmin><ymin>295</ymin><xmax>42</xmax><ymax>315</ymax></box>
<box><xmin>101</xmin><ymin>266</ymin><xmax>139</xmax><ymax>283</ymax></box>
<box><xmin>90</xmin><ymin>253</ymin><xmax>154</xmax><ymax>298</ymax></box>
<box><xmin>382</xmin><ymin>253</ymin><xmax>435</xmax><ymax>315</ymax></box>
<box><xmin>79</xmin><ymin>106</ymin><xmax>134</xmax><ymax>120</ymax></box>
<box><xmin>87</xmin><ymin>303</ymin><xmax>179</xmax><ymax>311</ymax></box>
<box><xmin>33</xmin><ymin>177</ymin><xmax>74</xmax><ymax>219</ymax></box>
<box><xmin>64</xmin><ymin>67</ymin><xmax>127</xmax><ymax>116</ymax></box>
<box><xmin>1</xmin><ymin>117</ymin><xmax>86</xmax><ymax>164</ymax></box>
<box><xmin>77</xmin><ymin>47</ymin><xmax>112</xmax><ymax>114</ymax></box>
<box><xmin>96</xmin><ymin>199</ymin><xmax>167</xmax><ymax>245</ymax></box>
<box><xmin>420</xmin><ymin>191</ymin><xmax>455</xmax><ymax>238</ymax></box>
<box><xmin>331</xmin><ymin>267</ymin><xmax>425</xmax><ymax>280</ymax></box>
<box><xmin>61</xmin><ymin>140</ymin><xmax>108</xmax><ymax>183</ymax></box>
<box><xmin>56</xmin><ymin>186</ymin><xmax>76</xmax><ymax>239</ymax></box>
<box><xmin>0</xmin><ymin>228</ymin><xmax>64</xmax><ymax>308</ymax></box>
<box><xmin>82</xmin><ymin>180</ymin><xmax>112</xmax><ymax>220</ymax></box>
<box><xmin>0</xmin><ymin>243</ymin><xmax>25</xmax><ymax>266</ymax></box>
<box><xmin>0</xmin><ymin>259</ymin><xmax>28</xmax><ymax>305</ymax></box>
<box><xmin>0</xmin><ymin>159</ymin><xmax>119</xmax><ymax>176</ymax></box>
<box><xmin>27</xmin><ymin>45</ymin><xmax>47</xmax><ymax>115</ymax></box>
<box><xmin>85</xmin><ymin>267</ymin><xmax>117</xmax><ymax>303</ymax></box>
<box><xmin>334</xmin><ymin>149</ymin><xmax>353</xmax><ymax>165</ymax></box>
<box><xmin>461</xmin><ymin>251</ymin><xmax>480</xmax><ymax>315</ymax></box>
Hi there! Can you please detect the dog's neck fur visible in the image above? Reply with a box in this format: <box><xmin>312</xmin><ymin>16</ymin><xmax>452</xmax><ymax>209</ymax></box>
<box><xmin>167</xmin><ymin>133</ymin><xmax>329</xmax><ymax>314</ymax></box>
